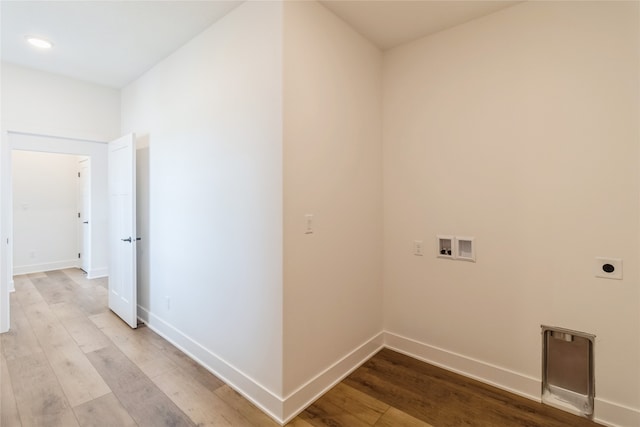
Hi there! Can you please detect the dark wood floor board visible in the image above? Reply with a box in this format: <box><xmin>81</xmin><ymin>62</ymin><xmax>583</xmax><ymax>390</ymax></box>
<box><xmin>374</xmin><ymin>407</ymin><xmax>433</xmax><ymax>427</ymax></box>
<box><xmin>72</xmin><ymin>393</ymin><xmax>137</xmax><ymax>427</ymax></box>
<box><xmin>300</xmin><ymin>395</ymin><xmax>373</xmax><ymax>427</ymax></box>
<box><xmin>307</xmin><ymin>382</ymin><xmax>389</xmax><ymax>425</ymax></box>
<box><xmin>345</xmin><ymin>364</ymin><xmax>452</xmax><ymax>424</ymax></box>
<box><xmin>347</xmin><ymin>349</ymin><xmax>601</xmax><ymax>427</ymax></box>
<box><xmin>376</xmin><ymin>349</ymin><xmax>600</xmax><ymax>427</ymax></box>
<box><xmin>86</xmin><ymin>345</ymin><xmax>195</xmax><ymax>427</ymax></box>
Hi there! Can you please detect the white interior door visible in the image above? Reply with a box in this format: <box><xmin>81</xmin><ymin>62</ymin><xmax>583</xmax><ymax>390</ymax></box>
<box><xmin>108</xmin><ymin>134</ymin><xmax>137</xmax><ymax>328</ymax></box>
<box><xmin>78</xmin><ymin>157</ymin><xmax>91</xmax><ymax>272</ymax></box>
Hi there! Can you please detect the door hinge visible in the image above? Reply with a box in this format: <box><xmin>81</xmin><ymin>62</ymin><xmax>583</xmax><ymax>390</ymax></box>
<box><xmin>78</xmin><ymin>172</ymin><xmax>81</xmax><ymax>178</ymax></box>
<box><xmin>78</xmin><ymin>253</ymin><xmax>81</xmax><ymax>259</ymax></box>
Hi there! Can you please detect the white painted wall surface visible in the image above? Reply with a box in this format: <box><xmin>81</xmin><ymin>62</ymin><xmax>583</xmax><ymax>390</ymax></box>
<box><xmin>383</xmin><ymin>2</ymin><xmax>639</xmax><ymax>425</ymax></box>
<box><xmin>1</xmin><ymin>62</ymin><xmax>120</xmax><ymax>142</ymax></box>
<box><xmin>121</xmin><ymin>1</ymin><xmax>284</xmax><ymax>416</ymax></box>
<box><xmin>282</xmin><ymin>0</ymin><xmax>383</xmax><ymax>409</ymax></box>
<box><xmin>12</xmin><ymin>151</ymin><xmax>80</xmax><ymax>274</ymax></box>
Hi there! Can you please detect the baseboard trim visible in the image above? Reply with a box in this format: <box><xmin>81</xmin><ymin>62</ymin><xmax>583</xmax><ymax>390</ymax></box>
<box><xmin>86</xmin><ymin>267</ymin><xmax>108</xmax><ymax>279</ymax></box>
<box><xmin>281</xmin><ymin>331</ymin><xmax>385</xmax><ymax>424</ymax></box>
<box><xmin>13</xmin><ymin>260</ymin><xmax>80</xmax><ymax>275</ymax></box>
<box><xmin>137</xmin><ymin>306</ymin><xmax>285</xmax><ymax>423</ymax></box>
<box><xmin>594</xmin><ymin>398</ymin><xmax>640</xmax><ymax>427</ymax></box>
<box><xmin>384</xmin><ymin>331</ymin><xmax>541</xmax><ymax>402</ymax></box>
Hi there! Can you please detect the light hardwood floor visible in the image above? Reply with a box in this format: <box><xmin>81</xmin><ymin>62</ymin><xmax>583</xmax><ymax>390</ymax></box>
<box><xmin>1</xmin><ymin>270</ymin><xmax>601</xmax><ymax>427</ymax></box>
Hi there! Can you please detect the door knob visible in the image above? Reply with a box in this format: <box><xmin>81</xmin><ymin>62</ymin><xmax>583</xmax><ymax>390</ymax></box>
<box><xmin>121</xmin><ymin>237</ymin><xmax>132</xmax><ymax>242</ymax></box>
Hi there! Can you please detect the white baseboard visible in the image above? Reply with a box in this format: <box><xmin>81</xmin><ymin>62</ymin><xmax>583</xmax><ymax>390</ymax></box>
<box><xmin>13</xmin><ymin>260</ymin><xmax>80</xmax><ymax>275</ymax></box>
<box><xmin>87</xmin><ymin>267</ymin><xmax>108</xmax><ymax>279</ymax></box>
<box><xmin>137</xmin><ymin>306</ymin><xmax>285</xmax><ymax>423</ymax></box>
<box><xmin>384</xmin><ymin>331</ymin><xmax>541</xmax><ymax>402</ymax></box>
<box><xmin>594</xmin><ymin>398</ymin><xmax>640</xmax><ymax>427</ymax></box>
<box><xmin>281</xmin><ymin>332</ymin><xmax>385</xmax><ymax>424</ymax></box>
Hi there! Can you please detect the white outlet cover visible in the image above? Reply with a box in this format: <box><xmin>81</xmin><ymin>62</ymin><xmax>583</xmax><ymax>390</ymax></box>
<box><xmin>595</xmin><ymin>257</ymin><xmax>622</xmax><ymax>280</ymax></box>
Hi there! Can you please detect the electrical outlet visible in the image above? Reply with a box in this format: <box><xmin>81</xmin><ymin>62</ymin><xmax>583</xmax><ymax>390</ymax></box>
<box><xmin>595</xmin><ymin>257</ymin><xmax>622</xmax><ymax>280</ymax></box>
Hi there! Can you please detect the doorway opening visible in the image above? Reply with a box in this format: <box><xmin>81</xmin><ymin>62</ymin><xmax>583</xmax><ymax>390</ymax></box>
<box><xmin>1</xmin><ymin>131</ymin><xmax>110</xmax><ymax>333</ymax></box>
<box><xmin>12</xmin><ymin>151</ymin><xmax>91</xmax><ymax>276</ymax></box>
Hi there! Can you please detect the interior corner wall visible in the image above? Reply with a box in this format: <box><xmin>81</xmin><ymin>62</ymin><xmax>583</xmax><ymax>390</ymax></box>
<box><xmin>382</xmin><ymin>2</ymin><xmax>640</xmax><ymax>425</ymax></box>
<box><xmin>282</xmin><ymin>0</ymin><xmax>383</xmax><ymax>416</ymax></box>
<box><xmin>120</xmin><ymin>0</ymin><xmax>284</xmax><ymax>419</ymax></box>
<box><xmin>12</xmin><ymin>151</ymin><xmax>81</xmax><ymax>274</ymax></box>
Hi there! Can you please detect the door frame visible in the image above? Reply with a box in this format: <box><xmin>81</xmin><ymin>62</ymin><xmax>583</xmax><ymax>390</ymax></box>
<box><xmin>78</xmin><ymin>157</ymin><xmax>92</xmax><ymax>273</ymax></box>
<box><xmin>0</xmin><ymin>130</ymin><xmax>109</xmax><ymax>333</ymax></box>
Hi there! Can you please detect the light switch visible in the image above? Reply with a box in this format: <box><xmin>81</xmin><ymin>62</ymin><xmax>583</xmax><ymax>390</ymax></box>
<box><xmin>305</xmin><ymin>214</ymin><xmax>313</xmax><ymax>234</ymax></box>
<box><xmin>413</xmin><ymin>240</ymin><xmax>424</xmax><ymax>256</ymax></box>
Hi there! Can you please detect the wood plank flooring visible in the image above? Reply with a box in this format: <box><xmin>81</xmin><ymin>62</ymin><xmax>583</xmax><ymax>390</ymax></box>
<box><xmin>0</xmin><ymin>269</ymin><xmax>602</xmax><ymax>427</ymax></box>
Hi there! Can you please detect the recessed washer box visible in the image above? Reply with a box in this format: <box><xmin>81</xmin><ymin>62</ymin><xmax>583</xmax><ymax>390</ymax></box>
<box><xmin>437</xmin><ymin>235</ymin><xmax>454</xmax><ymax>259</ymax></box>
<box><xmin>595</xmin><ymin>257</ymin><xmax>622</xmax><ymax>280</ymax></box>
<box><xmin>456</xmin><ymin>237</ymin><xmax>475</xmax><ymax>262</ymax></box>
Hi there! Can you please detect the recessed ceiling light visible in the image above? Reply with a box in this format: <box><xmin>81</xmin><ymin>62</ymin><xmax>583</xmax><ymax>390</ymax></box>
<box><xmin>25</xmin><ymin>36</ymin><xmax>53</xmax><ymax>49</ymax></box>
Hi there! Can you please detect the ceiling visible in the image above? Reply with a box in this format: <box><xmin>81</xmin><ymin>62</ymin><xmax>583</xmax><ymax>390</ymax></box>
<box><xmin>1</xmin><ymin>0</ymin><xmax>518</xmax><ymax>89</ymax></box>
<box><xmin>0</xmin><ymin>1</ymin><xmax>243</xmax><ymax>88</ymax></box>
<box><xmin>320</xmin><ymin>1</ymin><xmax>519</xmax><ymax>51</ymax></box>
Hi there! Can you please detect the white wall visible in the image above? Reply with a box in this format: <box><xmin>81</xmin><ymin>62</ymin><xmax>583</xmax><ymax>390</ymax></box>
<box><xmin>121</xmin><ymin>0</ymin><xmax>284</xmax><ymax>418</ymax></box>
<box><xmin>0</xmin><ymin>62</ymin><xmax>120</xmax><ymax>332</ymax></box>
<box><xmin>382</xmin><ymin>2</ymin><xmax>639</xmax><ymax>425</ymax></box>
<box><xmin>12</xmin><ymin>151</ymin><xmax>81</xmax><ymax>274</ymax></box>
<box><xmin>282</xmin><ymin>0</ymin><xmax>383</xmax><ymax>415</ymax></box>
<box><xmin>1</xmin><ymin>62</ymin><xmax>120</xmax><ymax>142</ymax></box>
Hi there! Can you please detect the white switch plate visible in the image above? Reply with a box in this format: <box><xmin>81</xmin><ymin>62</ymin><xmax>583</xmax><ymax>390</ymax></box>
<box><xmin>413</xmin><ymin>240</ymin><xmax>424</xmax><ymax>256</ymax></box>
<box><xmin>595</xmin><ymin>257</ymin><xmax>622</xmax><ymax>280</ymax></box>
<box><xmin>304</xmin><ymin>214</ymin><xmax>313</xmax><ymax>234</ymax></box>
